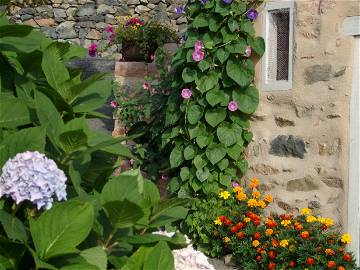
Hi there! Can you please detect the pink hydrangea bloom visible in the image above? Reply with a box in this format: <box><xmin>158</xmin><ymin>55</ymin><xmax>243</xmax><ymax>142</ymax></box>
<box><xmin>181</xmin><ymin>88</ymin><xmax>192</xmax><ymax>99</ymax></box>
<box><xmin>143</xmin><ymin>81</ymin><xmax>149</xmax><ymax>90</ymax></box>
<box><xmin>110</xmin><ymin>100</ymin><xmax>118</xmax><ymax>108</ymax></box>
<box><xmin>228</xmin><ymin>101</ymin><xmax>238</xmax><ymax>111</ymax></box>
<box><xmin>194</xmin><ymin>40</ymin><xmax>203</xmax><ymax>51</ymax></box>
<box><xmin>192</xmin><ymin>50</ymin><xmax>204</xmax><ymax>62</ymax></box>
<box><xmin>244</xmin><ymin>46</ymin><xmax>252</xmax><ymax>57</ymax></box>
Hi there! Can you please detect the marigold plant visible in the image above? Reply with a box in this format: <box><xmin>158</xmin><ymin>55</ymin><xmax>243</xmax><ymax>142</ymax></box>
<box><xmin>211</xmin><ymin>198</ymin><xmax>357</xmax><ymax>270</ymax></box>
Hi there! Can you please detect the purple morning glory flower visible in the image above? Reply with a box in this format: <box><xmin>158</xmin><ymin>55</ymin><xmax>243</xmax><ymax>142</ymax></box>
<box><xmin>200</xmin><ymin>0</ymin><xmax>208</xmax><ymax>4</ymax></box>
<box><xmin>246</xmin><ymin>9</ymin><xmax>258</xmax><ymax>21</ymax></box>
<box><xmin>223</xmin><ymin>0</ymin><xmax>232</xmax><ymax>4</ymax></box>
<box><xmin>175</xmin><ymin>6</ymin><xmax>184</xmax><ymax>15</ymax></box>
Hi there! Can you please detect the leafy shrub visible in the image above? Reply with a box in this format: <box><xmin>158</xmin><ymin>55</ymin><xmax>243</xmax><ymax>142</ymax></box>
<box><xmin>182</xmin><ymin>178</ymin><xmax>272</xmax><ymax>258</ymax></box>
<box><xmin>0</xmin><ymin>15</ymin><xmax>190</xmax><ymax>270</ymax></box>
<box><xmin>158</xmin><ymin>0</ymin><xmax>265</xmax><ymax>196</ymax></box>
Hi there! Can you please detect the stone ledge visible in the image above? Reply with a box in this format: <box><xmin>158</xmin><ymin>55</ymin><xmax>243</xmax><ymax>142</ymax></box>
<box><xmin>115</xmin><ymin>61</ymin><xmax>158</xmax><ymax>78</ymax></box>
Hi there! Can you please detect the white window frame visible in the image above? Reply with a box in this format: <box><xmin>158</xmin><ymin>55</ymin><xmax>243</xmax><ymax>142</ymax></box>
<box><xmin>261</xmin><ymin>1</ymin><xmax>294</xmax><ymax>91</ymax></box>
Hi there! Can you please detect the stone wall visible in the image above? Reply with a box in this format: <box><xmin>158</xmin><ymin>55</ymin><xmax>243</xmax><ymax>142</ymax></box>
<box><xmin>4</xmin><ymin>0</ymin><xmax>185</xmax><ymax>50</ymax></box>
<box><xmin>248</xmin><ymin>0</ymin><xmax>360</xmax><ymax>227</ymax></box>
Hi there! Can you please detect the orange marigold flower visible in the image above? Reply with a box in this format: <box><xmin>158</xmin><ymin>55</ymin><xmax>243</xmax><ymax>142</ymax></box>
<box><xmin>233</xmin><ymin>186</ymin><xmax>243</xmax><ymax>193</ymax></box>
<box><xmin>257</xmin><ymin>200</ymin><xmax>267</xmax><ymax>208</ymax></box>
<box><xmin>236</xmin><ymin>192</ymin><xmax>247</xmax><ymax>201</ymax></box>
<box><xmin>300</xmin><ymin>231</ymin><xmax>310</xmax><ymax>240</ymax></box>
<box><xmin>338</xmin><ymin>266</ymin><xmax>346</xmax><ymax>270</ymax></box>
<box><xmin>325</xmin><ymin>248</ymin><xmax>335</xmax><ymax>256</ymax></box>
<box><xmin>264</xmin><ymin>194</ymin><xmax>273</xmax><ymax>203</ymax></box>
<box><xmin>343</xmin><ymin>253</ymin><xmax>352</xmax><ymax>262</ymax></box>
<box><xmin>265</xmin><ymin>229</ymin><xmax>274</xmax><ymax>236</ymax></box>
<box><xmin>327</xmin><ymin>261</ymin><xmax>336</xmax><ymax>268</ymax></box>
<box><xmin>252</xmin><ymin>190</ymin><xmax>261</xmax><ymax>199</ymax></box>
<box><xmin>224</xmin><ymin>236</ymin><xmax>231</xmax><ymax>243</ymax></box>
<box><xmin>252</xmin><ymin>240</ymin><xmax>260</xmax><ymax>247</ymax></box>
<box><xmin>271</xmin><ymin>239</ymin><xmax>279</xmax><ymax>247</ymax></box>
<box><xmin>247</xmin><ymin>199</ymin><xmax>258</xmax><ymax>207</ymax></box>
<box><xmin>265</xmin><ymin>218</ymin><xmax>277</xmax><ymax>228</ymax></box>
<box><xmin>250</xmin><ymin>177</ymin><xmax>260</xmax><ymax>188</ymax></box>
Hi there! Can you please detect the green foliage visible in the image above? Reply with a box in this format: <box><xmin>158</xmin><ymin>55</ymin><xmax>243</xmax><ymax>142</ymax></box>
<box><xmin>0</xmin><ymin>16</ymin><xmax>190</xmax><ymax>270</ymax></box>
<box><xmin>159</xmin><ymin>0</ymin><xmax>265</xmax><ymax>196</ymax></box>
<box><xmin>115</xmin><ymin>18</ymin><xmax>179</xmax><ymax>60</ymax></box>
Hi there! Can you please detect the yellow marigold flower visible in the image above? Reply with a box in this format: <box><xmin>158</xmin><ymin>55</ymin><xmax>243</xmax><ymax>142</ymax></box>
<box><xmin>265</xmin><ymin>229</ymin><xmax>273</xmax><ymax>236</ymax></box>
<box><xmin>324</xmin><ymin>218</ymin><xmax>334</xmax><ymax>227</ymax></box>
<box><xmin>252</xmin><ymin>190</ymin><xmax>261</xmax><ymax>199</ymax></box>
<box><xmin>341</xmin><ymin>234</ymin><xmax>351</xmax><ymax>244</ymax></box>
<box><xmin>236</xmin><ymin>192</ymin><xmax>247</xmax><ymax>201</ymax></box>
<box><xmin>252</xmin><ymin>240</ymin><xmax>260</xmax><ymax>247</ymax></box>
<box><xmin>224</xmin><ymin>237</ymin><xmax>231</xmax><ymax>243</ymax></box>
<box><xmin>244</xmin><ymin>217</ymin><xmax>251</xmax><ymax>223</ymax></box>
<box><xmin>250</xmin><ymin>177</ymin><xmax>260</xmax><ymax>188</ymax></box>
<box><xmin>306</xmin><ymin>215</ymin><xmax>317</xmax><ymax>223</ymax></box>
<box><xmin>233</xmin><ymin>186</ymin><xmax>243</xmax><ymax>193</ymax></box>
<box><xmin>214</xmin><ymin>218</ymin><xmax>222</xmax><ymax>225</ymax></box>
<box><xmin>247</xmin><ymin>199</ymin><xmax>258</xmax><ymax>207</ymax></box>
<box><xmin>263</xmin><ymin>194</ymin><xmax>273</xmax><ymax>203</ymax></box>
<box><xmin>281</xmin><ymin>220</ymin><xmax>292</xmax><ymax>227</ymax></box>
<box><xmin>280</xmin><ymin>239</ymin><xmax>289</xmax><ymax>247</ymax></box>
<box><xmin>219</xmin><ymin>191</ymin><xmax>230</xmax><ymax>200</ymax></box>
<box><xmin>317</xmin><ymin>216</ymin><xmax>326</xmax><ymax>224</ymax></box>
<box><xmin>301</xmin><ymin>208</ymin><xmax>312</xmax><ymax>216</ymax></box>
<box><xmin>257</xmin><ymin>200</ymin><xmax>267</xmax><ymax>209</ymax></box>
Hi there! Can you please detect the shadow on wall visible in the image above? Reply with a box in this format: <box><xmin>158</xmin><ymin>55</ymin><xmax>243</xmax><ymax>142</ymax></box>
<box><xmin>68</xmin><ymin>57</ymin><xmax>115</xmax><ymax>135</ymax></box>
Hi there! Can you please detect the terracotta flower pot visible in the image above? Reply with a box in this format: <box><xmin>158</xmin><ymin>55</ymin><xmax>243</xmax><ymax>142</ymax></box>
<box><xmin>121</xmin><ymin>41</ymin><xmax>157</xmax><ymax>62</ymax></box>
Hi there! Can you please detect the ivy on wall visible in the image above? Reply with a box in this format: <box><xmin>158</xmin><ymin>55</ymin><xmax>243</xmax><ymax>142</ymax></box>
<box><xmin>162</xmin><ymin>0</ymin><xmax>265</xmax><ymax>196</ymax></box>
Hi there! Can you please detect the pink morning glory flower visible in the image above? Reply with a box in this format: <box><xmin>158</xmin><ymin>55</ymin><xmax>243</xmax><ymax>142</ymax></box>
<box><xmin>150</xmin><ymin>54</ymin><xmax>155</xmax><ymax>61</ymax></box>
<box><xmin>244</xmin><ymin>46</ymin><xmax>252</xmax><ymax>57</ymax></box>
<box><xmin>228</xmin><ymin>100</ymin><xmax>238</xmax><ymax>111</ymax></box>
<box><xmin>88</xmin><ymin>43</ymin><xmax>97</xmax><ymax>57</ymax></box>
<box><xmin>192</xmin><ymin>50</ymin><xmax>204</xmax><ymax>62</ymax></box>
<box><xmin>181</xmin><ymin>88</ymin><xmax>192</xmax><ymax>99</ymax></box>
<box><xmin>232</xmin><ymin>181</ymin><xmax>240</xmax><ymax>188</ymax></box>
<box><xmin>143</xmin><ymin>81</ymin><xmax>149</xmax><ymax>90</ymax></box>
<box><xmin>161</xmin><ymin>174</ymin><xmax>169</xmax><ymax>181</ymax></box>
<box><xmin>110</xmin><ymin>100</ymin><xmax>118</xmax><ymax>108</ymax></box>
<box><xmin>194</xmin><ymin>40</ymin><xmax>203</xmax><ymax>51</ymax></box>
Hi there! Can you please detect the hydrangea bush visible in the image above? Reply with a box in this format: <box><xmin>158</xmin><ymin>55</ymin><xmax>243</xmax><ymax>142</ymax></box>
<box><xmin>161</xmin><ymin>0</ymin><xmax>265</xmax><ymax>196</ymax></box>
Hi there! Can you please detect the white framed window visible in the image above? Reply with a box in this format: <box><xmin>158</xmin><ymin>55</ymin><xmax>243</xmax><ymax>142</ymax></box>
<box><xmin>261</xmin><ymin>1</ymin><xmax>294</xmax><ymax>91</ymax></box>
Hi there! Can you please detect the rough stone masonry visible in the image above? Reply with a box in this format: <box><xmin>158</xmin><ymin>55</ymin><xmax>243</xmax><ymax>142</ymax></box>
<box><xmin>4</xmin><ymin>0</ymin><xmax>185</xmax><ymax>52</ymax></box>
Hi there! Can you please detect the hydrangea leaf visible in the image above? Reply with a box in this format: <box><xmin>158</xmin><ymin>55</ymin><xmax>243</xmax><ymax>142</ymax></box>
<box><xmin>143</xmin><ymin>241</ymin><xmax>174</xmax><ymax>270</ymax></box>
<box><xmin>30</xmin><ymin>200</ymin><xmax>94</xmax><ymax>260</ymax></box>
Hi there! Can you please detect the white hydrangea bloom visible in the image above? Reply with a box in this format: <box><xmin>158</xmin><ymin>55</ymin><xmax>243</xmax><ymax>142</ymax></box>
<box><xmin>153</xmin><ymin>231</ymin><xmax>215</xmax><ymax>270</ymax></box>
<box><xmin>0</xmin><ymin>151</ymin><xmax>67</xmax><ymax>210</ymax></box>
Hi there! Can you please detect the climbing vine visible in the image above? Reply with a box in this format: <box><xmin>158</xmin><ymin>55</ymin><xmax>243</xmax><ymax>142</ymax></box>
<box><xmin>162</xmin><ymin>0</ymin><xmax>265</xmax><ymax>196</ymax></box>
